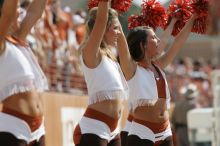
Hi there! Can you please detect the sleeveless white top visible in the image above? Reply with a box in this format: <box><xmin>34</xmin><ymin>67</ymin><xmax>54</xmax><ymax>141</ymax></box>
<box><xmin>80</xmin><ymin>55</ymin><xmax>128</xmax><ymax>105</ymax></box>
<box><xmin>127</xmin><ymin>65</ymin><xmax>171</xmax><ymax>111</ymax></box>
<box><xmin>0</xmin><ymin>39</ymin><xmax>48</xmax><ymax>101</ymax></box>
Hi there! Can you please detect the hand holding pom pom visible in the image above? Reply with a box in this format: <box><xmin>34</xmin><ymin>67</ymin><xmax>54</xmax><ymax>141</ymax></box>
<box><xmin>191</xmin><ymin>0</ymin><xmax>210</xmax><ymax>34</ymax></box>
<box><xmin>88</xmin><ymin>0</ymin><xmax>133</xmax><ymax>13</ymax></box>
<box><xmin>113</xmin><ymin>0</ymin><xmax>133</xmax><ymax>13</ymax></box>
<box><xmin>168</xmin><ymin>0</ymin><xmax>193</xmax><ymax>20</ymax></box>
<box><xmin>128</xmin><ymin>15</ymin><xmax>144</xmax><ymax>29</ymax></box>
<box><xmin>88</xmin><ymin>0</ymin><xmax>99</xmax><ymax>10</ymax></box>
<box><xmin>167</xmin><ymin>0</ymin><xmax>193</xmax><ymax>36</ymax></box>
<box><xmin>141</xmin><ymin>0</ymin><xmax>168</xmax><ymax>29</ymax></box>
<box><xmin>128</xmin><ymin>0</ymin><xmax>167</xmax><ymax>30</ymax></box>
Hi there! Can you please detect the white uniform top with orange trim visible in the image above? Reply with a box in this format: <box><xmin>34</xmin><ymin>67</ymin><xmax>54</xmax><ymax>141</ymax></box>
<box><xmin>127</xmin><ymin>65</ymin><xmax>171</xmax><ymax>111</ymax></box>
<box><xmin>0</xmin><ymin>36</ymin><xmax>48</xmax><ymax>102</ymax></box>
<box><xmin>80</xmin><ymin>55</ymin><xmax>128</xmax><ymax>105</ymax></box>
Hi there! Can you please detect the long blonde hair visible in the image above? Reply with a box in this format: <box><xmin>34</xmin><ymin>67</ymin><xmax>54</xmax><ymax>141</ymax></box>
<box><xmin>79</xmin><ymin>7</ymin><xmax>118</xmax><ymax>61</ymax></box>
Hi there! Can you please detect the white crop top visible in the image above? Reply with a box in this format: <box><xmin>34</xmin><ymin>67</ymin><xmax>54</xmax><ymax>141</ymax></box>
<box><xmin>80</xmin><ymin>55</ymin><xmax>128</xmax><ymax>105</ymax></box>
<box><xmin>127</xmin><ymin>65</ymin><xmax>171</xmax><ymax>111</ymax></box>
<box><xmin>0</xmin><ymin>38</ymin><xmax>48</xmax><ymax>102</ymax></box>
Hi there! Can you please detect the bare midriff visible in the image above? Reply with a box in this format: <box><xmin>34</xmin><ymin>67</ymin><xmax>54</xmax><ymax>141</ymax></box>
<box><xmin>134</xmin><ymin>98</ymin><xmax>169</xmax><ymax>123</ymax></box>
<box><xmin>88</xmin><ymin>98</ymin><xmax>123</xmax><ymax>119</ymax></box>
<box><xmin>2</xmin><ymin>90</ymin><xmax>44</xmax><ymax>117</ymax></box>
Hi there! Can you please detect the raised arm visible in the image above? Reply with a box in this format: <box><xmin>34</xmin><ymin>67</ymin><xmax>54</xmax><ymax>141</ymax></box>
<box><xmin>157</xmin><ymin>19</ymin><xmax>176</xmax><ymax>53</ymax></box>
<box><xmin>155</xmin><ymin>15</ymin><xmax>196</xmax><ymax>69</ymax></box>
<box><xmin>14</xmin><ymin>0</ymin><xmax>47</xmax><ymax>41</ymax></box>
<box><xmin>0</xmin><ymin>0</ymin><xmax>18</xmax><ymax>43</ymax></box>
<box><xmin>82</xmin><ymin>1</ymin><xmax>111</xmax><ymax>68</ymax></box>
<box><xmin>117</xmin><ymin>23</ymin><xmax>136</xmax><ymax>80</ymax></box>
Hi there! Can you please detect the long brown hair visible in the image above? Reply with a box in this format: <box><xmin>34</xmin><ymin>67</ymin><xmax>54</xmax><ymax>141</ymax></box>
<box><xmin>127</xmin><ymin>26</ymin><xmax>152</xmax><ymax>62</ymax></box>
<box><xmin>80</xmin><ymin>7</ymin><xmax>118</xmax><ymax>60</ymax></box>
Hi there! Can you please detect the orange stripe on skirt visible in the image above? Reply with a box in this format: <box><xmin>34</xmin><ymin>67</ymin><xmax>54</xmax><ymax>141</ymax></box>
<box><xmin>84</xmin><ymin>108</ymin><xmax>118</xmax><ymax>132</ymax></box>
<box><xmin>2</xmin><ymin>106</ymin><xmax>42</xmax><ymax>132</ymax></box>
<box><xmin>133</xmin><ymin>118</ymin><xmax>169</xmax><ymax>133</ymax></box>
<box><xmin>73</xmin><ymin>108</ymin><xmax>119</xmax><ymax>145</ymax></box>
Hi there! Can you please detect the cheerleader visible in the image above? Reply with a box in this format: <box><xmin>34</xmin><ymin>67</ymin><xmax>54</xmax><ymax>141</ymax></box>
<box><xmin>73</xmin><ymin>0</ymin><xmax>128</xmax><ymax>146</ymax></box>
<box><xmin>0</xmin><ymin>0</ymin><xmax>48</xmax><ymax>145</ymax></box>
<box><xmin>117</xmin><ymin>14</ymin><xmax>196</xmax><ymax>146</ymax></box>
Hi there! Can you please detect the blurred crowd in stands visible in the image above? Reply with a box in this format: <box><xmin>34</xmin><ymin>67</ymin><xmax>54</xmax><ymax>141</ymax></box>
<box><xmin>166</xmin><ymin>57</ymin><xmax>215</xmax><ymax>108</ymax></box>
<box><xmin>168</xmin><ymin>58</ymin><xmax>215</xmax><ymax>146</ymax></box>
<box><xmin>20</xmin><ymin>0</ymin><xmax>217</xmax><ymax>107</ymax></box>
<box><xmin>20</xmin><ymin>0</ymin><xmax>87</xmax><ymax>94</ymax></box>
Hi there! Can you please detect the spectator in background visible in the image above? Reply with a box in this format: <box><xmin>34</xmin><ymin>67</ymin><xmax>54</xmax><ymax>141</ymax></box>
<box><xmin>171</xmin><ymin>84</ymin><xmax>197</xmax><ymax>146</ymax></box>
<box><xmin>190</xmin><ymin>70</ymin><xmax>213</xmax><ymax>108</ymax></box>
<box><xmin>72</xmin><ymin>10</ymin><xmax>86</xmax><ymax>44</ymax></box>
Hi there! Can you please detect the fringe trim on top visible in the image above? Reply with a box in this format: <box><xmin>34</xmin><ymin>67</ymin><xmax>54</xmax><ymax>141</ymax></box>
<box><xmin>131</xmin><ymin>98</ymin><xmax>171</xmax><ymax>112</ymax></box>
<box><xmin>132</xmin><ymin>99</ymin><xmax>157</xmax><ymax>110</ymax></box>
<box><xmin>0</xmin><ymin>78</ymin><xmax>48</xmax><ymax>102</ymax></box>
<box><xmin>88</xmin><ymin>89</ymin><xmax>127</xmax><ymax>105</ymax></box>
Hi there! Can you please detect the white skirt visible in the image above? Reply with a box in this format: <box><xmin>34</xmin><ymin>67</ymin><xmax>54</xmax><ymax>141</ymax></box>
<box><xmin>0</xmin><ymin>112</ymin><xmax>45</xmax><ymax>144</ymax></box>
